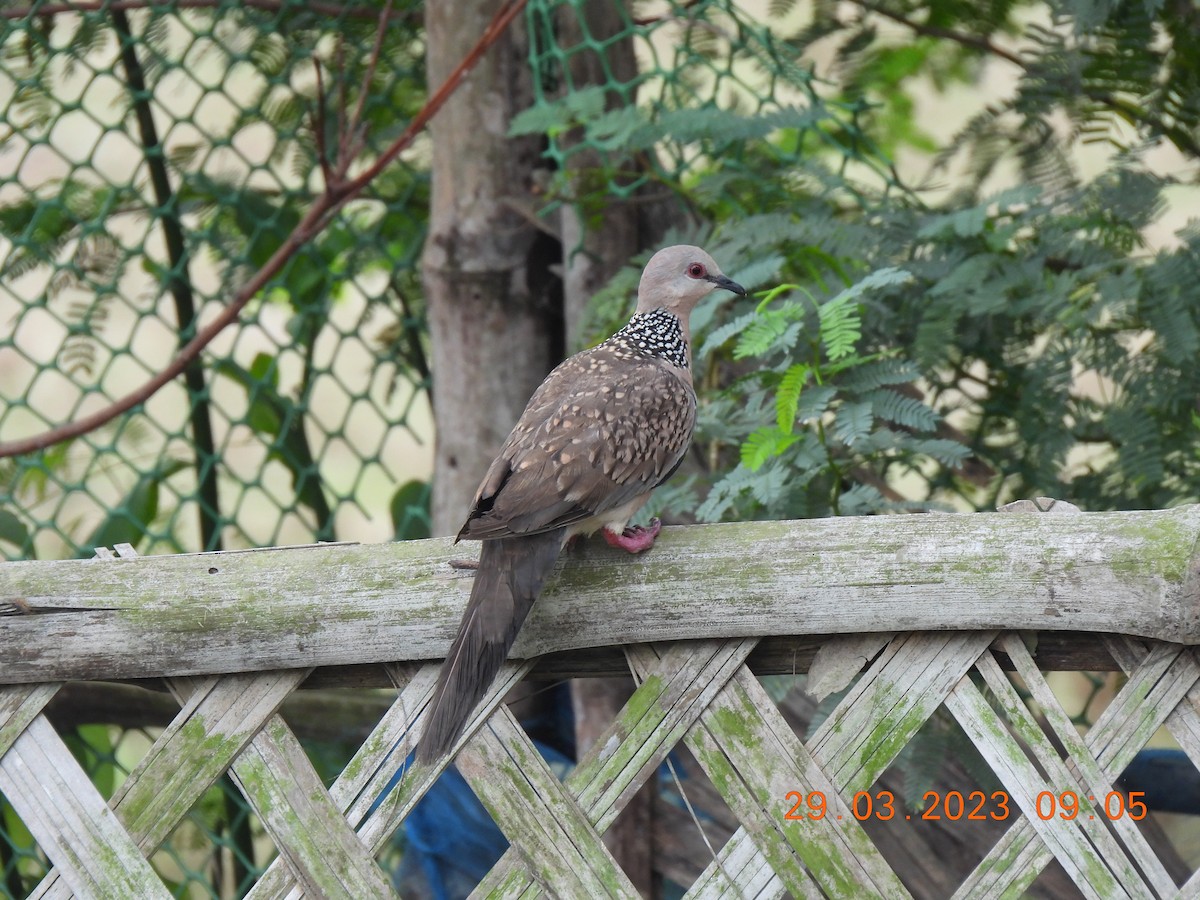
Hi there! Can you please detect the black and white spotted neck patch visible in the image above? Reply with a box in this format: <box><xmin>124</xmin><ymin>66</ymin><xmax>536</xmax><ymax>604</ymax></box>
<box><xmin>605</xmin><ymin>308</ymin><xmax>689</xmax><ymax>369</ymax></box>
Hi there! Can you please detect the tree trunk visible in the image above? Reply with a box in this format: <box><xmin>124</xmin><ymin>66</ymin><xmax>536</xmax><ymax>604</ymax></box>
<box><xmin>422</xmin><ymin>0</ymin><xmax>561</xmax><ymax>536</ymax></box>
<box><xmin>551</xmin><ymin>6</ymin><xmax>681</xmax><ymax>895</ymax></box>
<box><xmin>555</xmin><ymin>3</ymin><xmax>683</xmax><ymax>348</ymax></box>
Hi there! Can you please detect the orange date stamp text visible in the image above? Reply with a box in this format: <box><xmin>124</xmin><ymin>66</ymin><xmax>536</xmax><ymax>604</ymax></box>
<box><xmin>783</xmin><ymin>789</ymin><xmax>1147</xmax><ymax>823</ymax></box>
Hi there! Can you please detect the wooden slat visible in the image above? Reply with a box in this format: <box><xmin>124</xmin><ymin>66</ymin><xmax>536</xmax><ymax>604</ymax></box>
<box><xmin>1109</xmin><ymin>638</ymin><xmax>1200</xmax><ymax>772</ymax></box>
<box><xmin>972</xmin><ymin>650</ymin><xmax>1158</xmax><ymax>895</ymax></box>
<box><xmin>945</xmin><ymin>675</ymin><xmax>1142</xmax><ymax>900</ymax></box>
<box><xmin>1109</xmin><ymin>638</ymin><xmax>1200</xmax><ymax>900</ymax></box>
<box><xmin>31</xmin><ymin>670</ymin><xmax>309</xmax><ymax>900</ymax></box>
<box><xmin>688</xmin><ymin>630</ymin><xmax>995</xmax><ymax>897</ymax></box>
<box><xmin>1093</xmin><ymin>641</ymin><xmax>1199</xmax><ymax>771</ymax></box>
<box><xmin>476</xmin><ymin>638</ymin><xmax>759</xmax><ymax>899</ymax></box>
<box><xmin>249</xmin><ymin>660</ymin><xmax>534</xmax><ymax>900</ymax></box>
<box><xmin>997</xmin><ymin>634</ymin><xmax>1176</xmax><ymax>895</ymax></box>
<box><xmin>456</xmin><ymin>705</ymin><xmax>641</xmax><ymax>900</ymax></box>
<box><xmin>684</xmin><ymin>666</ymin><xmax>910</xmax><ymax>898</ymax></box>
<box><xmin>958</xmin><ymin>639</ymin><xmax>1197</xmax><ymax>898</ymax></box>
<box><xmin>5</xmin><ymin>507</ymin><xmax>1200</xmax><ymax>683</ymax></box>
<box><xmin>687</xmin><ymin>838</ymin><xmax>788</xmax><ymax>900</ymax></box>
<box><xmin>228</xmin><ymin>713</ymin><xmax>397</xmax><ymax>899</ymax></box>
<box><xmin>0</xmin><ymin>716</ymin><xmax>170</xmax><ymax>899</ymax></box>
<box><xmin>0</xmin><ymin>683</ymin><xmax>59</xmax><ymax>756</ymax></box>
<box><xmin>811</xmin><ymin>631</ymin><xmax>999</xmax><ymax>791</ymax></box>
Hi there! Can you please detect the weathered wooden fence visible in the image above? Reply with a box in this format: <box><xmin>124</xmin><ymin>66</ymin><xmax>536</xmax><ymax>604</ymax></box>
<box><xmin>3</xmin><ymin>503</ymin><xmax>1200</xmax><ymax>897</ymax></box>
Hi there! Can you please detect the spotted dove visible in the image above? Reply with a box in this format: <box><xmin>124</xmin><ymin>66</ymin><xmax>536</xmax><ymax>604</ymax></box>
<box><xmin>416</xmin><ymin>245</ymin><xmax>746</xmax><ymax>762</ymax></box>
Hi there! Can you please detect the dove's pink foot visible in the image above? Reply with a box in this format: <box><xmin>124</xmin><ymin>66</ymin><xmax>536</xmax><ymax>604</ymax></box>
<box><xmin>602</xmin><ymin>518</ymin><xmax>661</xmax><ymax>554</ymax></box>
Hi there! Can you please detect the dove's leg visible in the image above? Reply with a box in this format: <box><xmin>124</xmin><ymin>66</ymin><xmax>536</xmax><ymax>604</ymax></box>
<box><xmin>602</xmin><ymin>517</ymin><xmax>661</xmax><ymax>553</ymax></box>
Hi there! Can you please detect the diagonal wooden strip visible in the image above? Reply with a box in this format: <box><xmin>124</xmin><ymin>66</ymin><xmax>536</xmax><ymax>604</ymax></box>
<box><xmin>998</xmin><ymin>634</ymin><xmax>1176</xmax><ymax>896</ymax></box>
<box><xmin>1106</xmin><ymin>637</ymin><xmax>1200</xmax><ymax>773</ymax></box>
<box><xmin>456</xmin><ymin>704</ymin><xmax>641</xmax><ymax>900</ymax></box>
<box><xmin>1108</xmin><ymin>639</ymin><xmax>1200</xmax><ymax>900</ymax></box>
<box><xmin>228</xmin><ymin>712</ymin><xmax>397</xmax><ymax>899</ymax></box>
<box><xmin>685</xmin><ymin>666</ymin><xmax>910</xmax><ymax>898</ymax></box>
<box><xmin>1089</xmin><ymin>641</ymin><xmax>1195</xmax><ymax>772</ymax></box>
<box><xmin>957</xmin><ymin>639</ymin><xmax>1197</xmax><ymax>899</ymax></box>
<box><xmin>0</xmin><ymin>716</ymin><xmax>170</xmax><ymax>899</ymax></box>
<box><xmin>945</xmin><ymin>674</ymin><xmax>1141</xmax><ymax>900</ymax></box>
<box><xmin>31</xmin><ymin>670</ymin><xmax>310</xmax><ymax>900</ymax></box>
<box><xmin>973</xmin><ymin>650</ymin><xmax>1158</xmax><ymax>895</ymax></box>
<box><xmin>953</xmin><ymin>822</ymin><xmax>1055</xmax><ymax>900</ymax></box>
<box><xmin>688</xmin><ymin>630</ymin><xmax>996</xmax><ymax>898</ymax></box>
<box><xmin>475</xmin><ymin>638</ymin><xmax>759</xmax><ymax>899</ymax></box>
<box><xmin>248</xmin><ymin>660</ymin><xmax>532</xmax><ymax>900</ymax></box>
<box><xmin>686</xmin><ymin>837</ymin><xmax>791</xmax><ymax>900</ymax></box>
<box><xmin>0</xmin><ymin>683</ymin><xmax>59</xmax><ymax>756</ymax></box>
<box><xmin>151</xmin><ymin>672</ymin><xmax>310</xmax><ymax>844</ymax></box>
<box><xmin>811</xmin><ymin>631</ymin><xmax>1001</xmax><ymax>791</ymax></box>
<box><xmin>1179</xmin><ymin>870</ymin><xmax>1200</xmax><ymax>900</ymax></box>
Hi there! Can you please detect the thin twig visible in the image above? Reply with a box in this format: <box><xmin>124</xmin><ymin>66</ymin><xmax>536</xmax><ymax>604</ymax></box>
<box><xmin>335</xmin><ymin>39</ymin><xmax>350</xmax><ymax>167</ymax></box>
<box><xmin>850</xmin><ymin>0</ymin><xmax>1024</xmax><ymax>67</ymax></box>
<box><xmin>346</xmin><ymin>0</ymin><xmax>393</xmax><ymax>163</ymax></box>
<box><xmin>0</xmin><ymin>0</ymin><xmax>530</xmax><ymax>459</ymax></box>
<box><xmin>2</xmin><ymin>0</ymin><xmax>414</xmax><ymax>20</ymax></box>
<box><xmin>311</xmin><ymin>60</ymin><xmax>335</xmax><ymax>188</ymax></box>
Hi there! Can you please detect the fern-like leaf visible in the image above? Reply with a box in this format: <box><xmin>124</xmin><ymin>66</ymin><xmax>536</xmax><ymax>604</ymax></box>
<box><xmin>741</xmin><ymin>426</ymin><xmax>800</xmax><ymax>471</ymax></box>
<box><xmin>700</xmin><ymin>309</ymin><xmax>758</xmax><ymax>358</ymax></box>
<box><xmin>817</xmin><ymin>296</ymin><xmax>860</xmax><ymax>361</ymax></box>
<box><xmin>867</xmin><ymin>389</ymin><xmax>940</xmax><ymax>431</ymax></box>
<box><xmin>833</xmin><ymin>400</ymin><xmax>874</xmax><ymax>447</ymax></box>
<box><xmin>734</xmin><ymin>313</ymin><xmax>802</xmax><ymax>359</ymax></box>
<box><xmin>775</xmin><ymin>363</ymin><xmax>810</xmax><ymax>433</ymax></box>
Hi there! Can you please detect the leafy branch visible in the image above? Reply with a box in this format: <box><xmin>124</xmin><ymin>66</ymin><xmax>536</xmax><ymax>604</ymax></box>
<box><xmin>847</xmin><ymin>0</ymin><xmax>1200</xmax><ymax>159</ymax></box>
<box><xmin>693</xmin><ymin>261</ymin><xmax>961</xmax><ymax>521</ymax></box>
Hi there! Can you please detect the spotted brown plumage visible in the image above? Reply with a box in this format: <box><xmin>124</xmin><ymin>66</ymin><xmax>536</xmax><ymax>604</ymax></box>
<box><xmin>416</xmin><ymin>245</ymin><xmax>746</xmax><ymax>763</ymax></box>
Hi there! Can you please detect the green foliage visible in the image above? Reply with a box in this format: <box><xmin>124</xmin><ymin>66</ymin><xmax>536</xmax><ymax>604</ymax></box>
<box><xmin>693</xmin><ymin>264</ymin><xmax>960</xmax><ymax>520</ymax></box>
<box><xmin>390</xmin><ymin>478</ymin><xmax>432</xmax><ymax>541</ymax></box>
<box><xmin>81</xmin><ymin>459</ymin><xmax>189</xmax><ymax>556</ymax></box>
<box><xmin>1</xmin><ymin>0</ymin><xmax>430</xmax><ymax>559</ymax></box>
<box><xmin>560</xmin><ymin>0</ymin><xmax>1200</xmax><ymax>520</ymax></box>
<box><xmin>0</xmin><ymin>510</ymin><xmax>30</xmax><ymax>556</ymax></box>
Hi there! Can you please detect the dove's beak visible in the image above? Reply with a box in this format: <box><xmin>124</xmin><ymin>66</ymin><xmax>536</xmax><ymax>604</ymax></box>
<box><xmin>710</xmin><ymin>273</ymin><xmax>746</xmax><ymax>295</ymax></box>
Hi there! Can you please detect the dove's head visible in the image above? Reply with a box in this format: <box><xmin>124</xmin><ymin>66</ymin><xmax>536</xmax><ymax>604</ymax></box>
<box><xmin>635</xmin><ymin>245</ymin><xmax>746</xmax><ymax>319</ymax></box>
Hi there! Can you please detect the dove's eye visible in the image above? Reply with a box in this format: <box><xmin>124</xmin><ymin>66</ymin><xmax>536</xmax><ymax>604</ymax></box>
<box><xmin>687</xmin><ymin>263</ymin><xmax>707</xmax><ymax>278</ymax></box>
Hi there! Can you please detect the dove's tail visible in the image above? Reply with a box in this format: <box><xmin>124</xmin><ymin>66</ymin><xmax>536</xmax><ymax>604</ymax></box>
<box><xmin>416</xmin><ymin>528</ymin><xmax>565</xmax><ymax>763</ymax></box>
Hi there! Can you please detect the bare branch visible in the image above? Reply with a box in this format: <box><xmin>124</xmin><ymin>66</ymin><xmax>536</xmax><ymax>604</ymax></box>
<box><xmin>2</xmin><ymin>0</ymin><xmax>415</xmax><ymax>20</ymax></box>
<box><xmin>0</xmin><ymin>0</ymin><xmax>530</xmax><ymax>459</ymax></box>
<box><xmin>850</xmin><ymin>0</ymin><xmax>1024</xmax><ymax>67</ymax></box>
<box><xmin>311</xmin><ymin>59</ymin><xmax>335</xmax><ymax>189</ymax></box>
<box><xmin>345</xmin><ymin>0</ymin><xmax>394</xmax><ymax>164</ymax></box>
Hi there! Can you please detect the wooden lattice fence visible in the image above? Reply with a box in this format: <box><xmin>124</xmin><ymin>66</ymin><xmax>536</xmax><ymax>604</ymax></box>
<box><xmin>3</xmin><ymin>503</ymin><xmax>1200</xmax><ymax>897</ymax></box>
